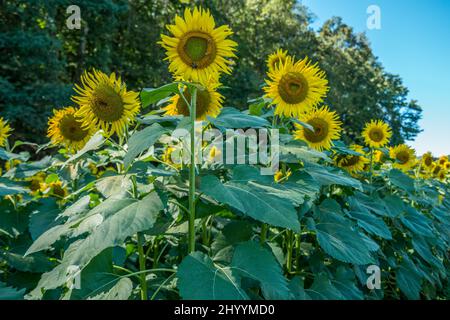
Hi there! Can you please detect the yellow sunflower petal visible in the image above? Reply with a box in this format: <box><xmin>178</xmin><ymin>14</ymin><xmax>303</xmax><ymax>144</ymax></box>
<box><xmin>389</xmin><ymin>144</ymin><xmax>416</xmax><ymax>172</ymax></box>
<box><xmin>159</xmin><ymin>7</ymin><xmax>237</xmax><ymax>82</ymax></box>
<box><xmin>0</xmin><ymin>117</ymin><xmax>12</xmax><ymax>147</ymax></box>
<box><xmin>362</xmin><ymin>119</ymin><xmax>392</xmax><ymax>148</ymax></box>
<box><xmin>71</xmin><ymin>69</ymin><xmax>141</xmax><ymax>137</ymax></box>
<box><xmin>47</xmin><ymin>107</ymin><xmax>94</xmax><ymax>153</ymax></box>
<box><xmin>293</xmin><ymin>105</ymin><xmax>342</xmax><ymax>151</ymax></box>
<box><xmin>163</xmin><ymin>77</ymin><xmax>223</xmax><ymax>120</ymax></box>
<box><xmin>263</xmin><ymin>56</ymin><xmax>329</xmax><ymax>118</ymax></box>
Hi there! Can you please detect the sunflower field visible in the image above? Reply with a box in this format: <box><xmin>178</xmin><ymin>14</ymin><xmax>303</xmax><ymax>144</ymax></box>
<box><xmin>0</xmin><ymin>6</ymin><xmax>449</xmax><ymax>301</ymax></box>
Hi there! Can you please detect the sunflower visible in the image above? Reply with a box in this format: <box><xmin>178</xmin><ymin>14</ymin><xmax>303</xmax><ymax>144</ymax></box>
<box><xmin>445</xmin><ymin>162</ymin><xmax>450</xmax><ymax>171</ymax></box>
<box><xmin>362</xmin><ymin>120</ymin><xmax>392</xmax><ymax>148</ymax></box>
<box><xmin>267</xmin><ymin>49</ymin><xmax>288</xmax><ymax>73</ymax></box>
<box><xmin>431</xmin><ymin>162</ymin><xmax>443</xmax><ymax>176</ymax></box>
<box><xmin>264</xmin><ymin>56</ymin><xmax>328</xmax><ymax>118</ymax></box>
<box><xmin>72</xmin><ymin>69</ymin><xmax>140</xmax><ymax>137</ymax></box>
<box><xmin>47</xmin><ymin>107</ymin><xmax>93</xmax><ymax>152</ymax></box>
<box><xmin>159</xmin><ymin>7</ymin><xmax>237</xmax><ymax>82</ymax></box>
<box><xmin>336</xmin><ymin>144</ymin><xmax>369</xmax><ymax>174</ymax></box>
<box><xmin>438</xmin><ymin>155</ymin><xmax>448</xmax><ymax>166</ymax></box>
<box><xmin>274</xmin><ymin>169</ymin><xmax>292</xmax><ymax>183</ymax></box>
<box><xmin>374</xmin><ymin>150</ymin><xmax>387</xmax><ymax>163</ymax></box>
<box><xmin>437</xmin><ymin>170</ymin><xmax>447</xmax><ymax>181</ymax></box>
<box><xmin>293</xmin><ymin>106</ymin><xmax>342</xmax><ymax>151</ymax></box>
<box><xmin>0</xmin><ymin>117</ymin><xmax>12</xmax><ymax>147</ymax></box>
<box><xmin>421</xmin><ymin>152</ymin><xmax>434</xmax><ymax>170</ymax></box>
<box><xmin>390</xmin><ymin>144</ymin><xmax>416</xmax><ymax>171</ymax></box>
<box><xmin>164</xmin><ymin>78</ymin><xmax>223</xmax><ymax>120</ymax></box>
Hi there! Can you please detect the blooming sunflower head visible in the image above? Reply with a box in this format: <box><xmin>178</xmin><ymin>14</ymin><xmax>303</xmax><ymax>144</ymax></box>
<box><xmin>72</xmin><ymin>69</ymin><xmax>140</xmax><ymax>137</ymax></box>
<box><xmin>159</xmin><ymin>7</ymin><xmax>237</xmax><ymax>82</ymax></box>
<box><xmin>362</xmin><ymin>120</ymin><xmax>392</xmax><ymax>149</ymax></box>
<box><xmin>438</xmin><ymin>155</ymin><xmax>448</xmax><ymax>166</ymax></box>
<box><xmin>437</xmin><ymin>169</ymin><xmax>447</xmax><ymax>182</ymax></box>
<box><xmin>47</xmin><ymin>107</ymin><xmax>94</xmax><ymax>153</ymax></box>
<box><xmin>421</xmin><ymin>152</ymin><xmax>434</xmax><ymax>169</ymax></box>
<box><xmin>0</xmin><ymin>117</ymin><xmax>12</xmax><ymax>147</ymax></box>
<box><xmin>293</xmin><ymin>106</ymin><xmax>342</xmax><ymax>151</ymax></box>
<box><xmin>164</xmin><ymin>78</ymin><xmax>223</xmax><ymax>120</ymax></box>
<box><xmin>389</xmin><ymin>144</ymin><xmax>416</xmax><ymax>172</ymax></box>
<box><xmin>267</xmin><ymin>49</ymin><xmax>289</xmax><ymax>73</ymax></box>
<box><xmin>335</xmin><ymin>144</ymin><xmax>369</xmax><ymax>174</ymax></box>
<box><xmin>264</xmin><ymin>56</ymin><xmax>328</xmax><ymax>118</ymax></box>
<box><xmin>445</xmin><ymin>162</ymin><xmax>450</xmax><ymax>171</ymax></box>
<box><xmin>431</xmin><ymin>162</ymin><xmax>443</xmax><ymax>176</ymax></box>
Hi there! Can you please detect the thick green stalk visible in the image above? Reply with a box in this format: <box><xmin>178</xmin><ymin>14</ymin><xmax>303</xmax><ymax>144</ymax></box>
<box><xmin>260</xmin><ymin>223</ymin><xmax>268</xmax><ymax>244</ymax></box>
<box><xmin>286</xmin><ymin>230</ymin><xmax>293</xmax><ymax>273</ymax></box>
<box><xmin>295</xmin><ymin>233</ymin><xmax>301</xmax><ymax>271</ymax></box>
<box><xmin>369</xmin><ymin>148</ymin><xmax>374</xmax><ymax>184</ymax></box>
<box><xmin>188</xmin><ymin>87</ymin><xmax>197</xmax><ymax>254</ymax></box>
<box><xmin>137</xmin><ymin>232</ymin><xmax>148</xmax><ymax>300</ymax></box>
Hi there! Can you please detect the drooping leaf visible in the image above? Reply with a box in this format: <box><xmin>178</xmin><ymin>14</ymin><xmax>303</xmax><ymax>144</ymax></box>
<box><xmin>396</xmin><ymin>257</ymin><xmax>422</xmax><ymax>300</ymax></box>
<box><xmin>95</xmin><ymin>174</ymin><xmax>132</xmax><ymax>198</ymax></box>
<box><xmin>66</xmin><ymin>132</ymin><xmax>105</xmax><ymax>164</ymax></box>
<box><xmin>29</xmin><ymin>198</ymin><xmax>60</xmax><ymax>240</ymax></box>
<box><xmin>140</xmin><ymin>83</ymin><xmax>179</xmax><ymax>108</ymax></box>
<box><xmin>389</xmin><ymin>169</ymin><xmax>415</xmax><ymax>193</ymax></box>
<box><xmin>208</xmin><ymin>107</ymin><xmax>270</xmax><ymax>129</ymax></box>
<box><xmin>0</xmin><ymin>282</ymin><xmax>25</xmax><ymax>300</ymax></box>
<box><xmin>304</xmin><ymin>163</ymin><xmax>363</xmax><ymax>190</ymax></box>
<box><xmin>123</xmin><ymin>123</ymin><xmax>167</xmax><ymax>168</ymax></box>
<box><xmin>0</xmin><ymin>177</ymin><xmax>28</xmax><ymax>196</ymax></box>
<box><xmin>306</xmin><ymin>273</ymin><xmax>345</xmax><ymax>300</ymax></box>
<box><xmin>347</xmin><ymin>210</ymin><xmax>392</xmax><ymax>240</ymax></box>
<box><xmin>0</xmin><ymin>200</ymin><xmax>29</xmax><ymax>238</ymax></box>
<box><xmin>4</xmin><ymin>156</ymin><xmax>52</xmax><ymax>179</ymax></box>
<box><xmin>200</xmin><ymin>175</ymin><xmax>300</xmax><ymax>232</ymax></box>
<box><xmin>26</xmin><ymin>197</ymin><xmax>135</xmax><ymax>256</ymax></box>
<box><xmin>314</xmin><ymin>200</ymin><xmax>374</xmax><ymax>265</ymax></box>
<box><xmin>88</xmin><ymin>278</ymin><xmax>133</xmax><ymax>300</ymax></box>
<box><xmin>178</xmin><ymin>251</ymin><xmax>249</xmax><ymax>300</ymax></box>
<box><xmin>231</xmin><ymin>241</ymin><xmax>291</xmax><ymax>300</ymax></box>
<box><xmin>400</xmin><ymin>207</ymin><xmax>434</xmax><ymax>237</ymax></box>
<box><xmin>28</xmin><ymin>192</ymin><xmax>163</xmax><ymax>299</ymax></box>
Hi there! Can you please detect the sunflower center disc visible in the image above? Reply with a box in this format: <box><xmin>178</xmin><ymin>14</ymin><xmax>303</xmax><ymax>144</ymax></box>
<box><xmin>433</xmin><ymin>166</ymin><xmax>441</xmax><ymax>175</ymax></box>
<box><xmin>341</xmin><ymin>155</ymin><xmax>360</xmax><ymax>167</ymax></box>
<box><xmin>425</xmin><ymin>157</ymin><xmax>432</xmax><ymax>166</ymax></box>
<box><xmin>303</xmin><ymin>118</ymin><xmax>329</xmax><ymax>143</ymax></box>
<box><xmin>278</xmin><ymin>72</ymin><xmax>309</xmax><ymax>104</ymax></box>
<box><xmin>369</xmin><ymin>129</ymin><xmax>384</xmax><ymax>142</ymax></box>
<box><xmin>59</xmin><ymin>114</ymin><xmax>89</xmax><ymax>142</ymax></box>
<box><xmin>176</xmin><ymin>88</ymin><xmax>211</xmax><ymax>118</ymax></box>
<box><xmin>91</xmin><ymin>84</ymin><xmax>125</xmax><ymax>122</ymax></box>
<box><xmin>396</xmin><ymin>151</ymin><xmax>410</xmax><ymax>164</ymax></box>
<box><xmin>179</xmin><ymin>32</ymin><xmax>217</xmax><ymax>69</ymax></box>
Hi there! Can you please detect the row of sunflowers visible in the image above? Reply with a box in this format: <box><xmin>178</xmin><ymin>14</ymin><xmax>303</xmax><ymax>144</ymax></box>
<box><xmin>0</xmin><ymin>7</ymin><xmax>449</xmax><ymax>300</ymax></box>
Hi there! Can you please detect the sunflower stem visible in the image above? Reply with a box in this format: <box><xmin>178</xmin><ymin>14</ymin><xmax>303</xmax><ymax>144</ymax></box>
<box><xmin>137</xmin><ymin>232</ymin><xmax>148</xmax><ymax>300</ymax></box>
<box><xmin>260</xmin><ymin>223</ymin><xmax>268</xmax><ymax>244</ymax></box>
<box><xmin>188</xmin><ymin>86</ymin><xmax>197</xmax><ymax>254</ymax></box>
<box><xmin>286</xmin><ymin>230</ymin><xmax>293</xmax><ymax>273</ymax></box>
<box><xmin>369</xmin><ymin>148</ymin><xmax>374</xmax><ymax>184</ymax></box>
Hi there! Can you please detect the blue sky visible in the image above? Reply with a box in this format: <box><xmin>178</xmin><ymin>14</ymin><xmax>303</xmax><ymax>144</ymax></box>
<box><xmin>302</xmin><ymin>0</ymin><xmax>450</xmax><ymax>156</ymax></box>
